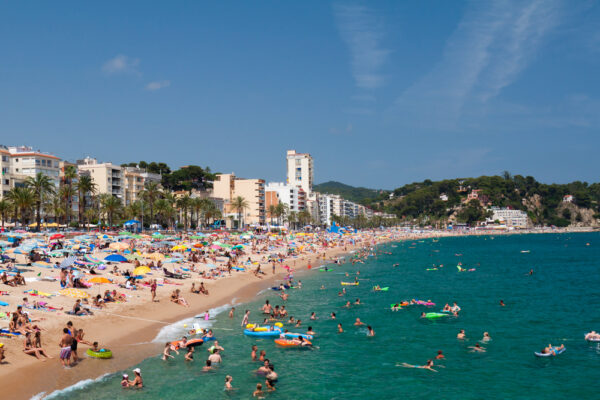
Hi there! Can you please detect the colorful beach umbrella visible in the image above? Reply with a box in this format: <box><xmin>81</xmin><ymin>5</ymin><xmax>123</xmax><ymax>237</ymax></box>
<box><xmin>59</xmin><ymin>288</ymin><xmax>90</xmax><ymax>299</ymax></box>
<box><xmin>104</xmin><ymin>254</ymin><xmax>128</xmax><ymax>263</ymax></box>
<box><xmin>133</xmin><ymin>266</ymin><xmax>151</xmax><ymax>276</ymax></box>
<box><xmin>88</xmin><ymin>277</ymin><xmax>112</xmax><ymax>284</ymax></box>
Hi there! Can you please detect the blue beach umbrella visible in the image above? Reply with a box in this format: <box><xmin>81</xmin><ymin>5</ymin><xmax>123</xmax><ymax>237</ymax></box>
<box><xmin>104</xmin><ymin>254</ymin><xmax>128</xmax><ymax>263</ymax></box>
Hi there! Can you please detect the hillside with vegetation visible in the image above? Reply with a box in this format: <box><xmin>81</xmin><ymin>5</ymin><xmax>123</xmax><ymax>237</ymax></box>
<box><xmin>382</xmin><ymin>172</ymin><xmax>600</xmax><ymax>227</ymax></box>
<box><xmin>313</xmin><ymin>181</ymin><xmax>390</xmax><ymax>207</ymax></box>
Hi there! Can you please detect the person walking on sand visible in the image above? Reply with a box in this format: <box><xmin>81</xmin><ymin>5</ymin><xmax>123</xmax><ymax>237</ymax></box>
<box><xmin>58</xmin><ymin>328</ymin><xmax>73</xmax><ymax>367</ymax></box>
<box><xmin>151</xmin><ymin>279</ymin><xmax>158</xmax><ymax>302</ymax></box>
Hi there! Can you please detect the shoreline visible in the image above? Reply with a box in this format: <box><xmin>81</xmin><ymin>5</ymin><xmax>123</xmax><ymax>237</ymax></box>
<box><xmin>2</xmin><ymin>227</ymin><xmax>596</xmax><ymax>399</ymax></box>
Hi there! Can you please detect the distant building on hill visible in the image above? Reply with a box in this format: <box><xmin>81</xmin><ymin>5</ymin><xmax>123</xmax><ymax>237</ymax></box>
<box><xmin>563</xmin><ymin>194</ymin><xmax>574</xmax><ymax>203</ymax></box>
<box><xmin>487</xmin><ymin>207</ymin><xmax>529</xmax><ymax>228</ymax></box>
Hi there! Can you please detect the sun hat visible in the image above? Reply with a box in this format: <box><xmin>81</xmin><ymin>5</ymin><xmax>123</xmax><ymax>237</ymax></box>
<box><xmin>133</xmin><ymin>368</ymin><xmax>141</xmax><ymax>374</ymax></box>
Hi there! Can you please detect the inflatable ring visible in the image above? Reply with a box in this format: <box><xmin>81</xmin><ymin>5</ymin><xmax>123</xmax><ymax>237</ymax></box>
<box><xmin>246</xmin><ymin>323</ymin><xmax>256</xmax><ymax>329</ymax></box>
<box><xmin>274</xmin><ymin>322</ymin><xmax>283</xmax><ymax>328</ymax></box>
<box><xmin>86</xmin><ymin>348</ymin><xmax>112</xmax><ymax>359</ymax></box>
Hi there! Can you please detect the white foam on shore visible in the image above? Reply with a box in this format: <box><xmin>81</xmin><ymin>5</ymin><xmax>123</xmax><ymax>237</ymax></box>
<box><xmin>31</xmin><ymin>373</ymin><xmax>110</xmax><ymax>399</ymax></box>
<box><xmin>152</xmin><ymin>302</ymin><xmax>235</xmax><ymax>343</ymax></box>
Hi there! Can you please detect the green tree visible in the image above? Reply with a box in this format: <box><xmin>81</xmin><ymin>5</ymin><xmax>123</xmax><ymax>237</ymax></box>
<box><xmin>58</xmin><ymin>185</ymin><xmax>76</xmax><ymax>225</ymax></box>
<box><xmin>141</xmin><ymin>182</ymin><xmax>162</xmax><ymax>224</ymax></box>
<box><xmin>25</xmin><ymin>173</ymin><xmax>56</xmax><ymax>231</ymax></box>
<box><xmin>100</xmin><ymin>194</ymin><xmax>122</xmax><ymax>227</ymax></box>
<box><xmin>457</xmin><ymin>199</ymin><xmax>489</xmax><ymax>226</ymax></box>
<box><xmin>62</xmin><ymin>165</ymin><xmax>78</xmax><ymax>223</ymax></box>
<box><xmin>176</xmin><ymin>195</ymin><xmax>192</xmax><ymax>230</ymax></box>
<box><xmin>45</xmin><ymin>194</ymin><xmax>65</xmax><ymax>224</ymax></box>
<box><xmin>0</xmin><ymin>199</ymin><xmax>10</xmax><ymax>229</ymax></box>
<box><xmin>6</xmin><ymin>187</ymin><xmax>35</xmax><ymax>226</ymax></box>
<box><xmin>231</xmin><ymin>196</ymin><xmax>248</xmax><ymax>229</ymax></box>
<box><xmin>77</xmin><ymin>175</ymin><xmax>97</xmax><ymax>229</ymax></box>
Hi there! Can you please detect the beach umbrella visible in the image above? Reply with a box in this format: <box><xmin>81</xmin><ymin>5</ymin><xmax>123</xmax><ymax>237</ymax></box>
<box><xmin>59</xmin><ymin>288</ymin><xmax>90</xmax><ymax>299</ymax></box>
<box><xmin>171</xmin><ymin>245</ymin><xmax>187</xmax><ymax>251</ymax></box>
<box><xmin>85</xmin><ymin>255</ymin><xmax>102</xmax><ymax>264</ymax></box>
<box><xmin>60</xmin><ymin>256</ymin><xmax>77</xmax><ymax>268</ymax></box>
<box><xmin>147</xmin><ymin>252</ymin><xmax>165</xmax><ymax>261</ymax></box>
<box><xmin>133</xmin><ymin>266</ymin><xmax>151</xmax><ymax>276</ymax></box>
<box><xmin>49</xmin><ymin>233</ymin><xmax>65</xmax><ymax>240</ymax></box>
<box><xmin>88</xmin><ymin>277</ymin><xmax>112</xmax><ymax>284</ymax></box>
<box><xmin>210</xmin><ymin>245</ymin><xmax>222</xmax><ymax>250</ymax></box>
<box><xmin>32</xmin><ymin>261</ymin><xmax>53</xmax><ymax>268</ymax></box>
<box><xmin>104</xmin><ymin>254</ymin><xmax>128</xmax><ymax>263</ymax></box>
<box><xmin>109</xmin><ymin>242</ymin><xmax>130</xmax><ymax>251</ymax></box>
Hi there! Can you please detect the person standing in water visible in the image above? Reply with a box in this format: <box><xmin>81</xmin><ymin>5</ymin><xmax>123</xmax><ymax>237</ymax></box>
<box><xmin>241</xmin><ymin>310</ymin><xmax>250</xmax><ymax>327</ymax></box>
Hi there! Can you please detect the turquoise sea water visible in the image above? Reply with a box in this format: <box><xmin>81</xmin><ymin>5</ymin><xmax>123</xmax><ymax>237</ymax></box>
<box><xmin>44</xmin><ymin>233</ymin><xmax>600</xmax><ymax>399</ymax></box>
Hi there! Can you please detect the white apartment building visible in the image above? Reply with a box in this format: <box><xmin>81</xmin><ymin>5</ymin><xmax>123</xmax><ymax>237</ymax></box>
<box><xmin>265</xmin><ymin>182</ymin><xmax>307</xmax><ymax>213</ymax></box>
<box><xmin>0</xmin><ymin>145</ymin><xmax>61</xmax><ymax>198</ymax></box>
<box><xmin>488</xmin><ymin>207</ymin><xmax>529</xmax><ymax>228</ymax></box>
<box><xmin>286</xmin><ymin>150</ymin><xmax>314</xmax><ymax>196</ymax></box>
<box><xmin>77</xmin><ymin>157</ymin><xmax>124</xmax><ymax>199</ymax></box>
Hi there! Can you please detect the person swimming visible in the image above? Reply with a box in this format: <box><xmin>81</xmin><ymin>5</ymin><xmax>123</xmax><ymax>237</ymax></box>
<box><xmin>469</xmin><ymin>343</ymin><xmax>486</xmax><ymax>353</ymax></box>
<box><xmin>399</xmin><ymin>359</ymin><xmax>438</xmax><ymax>372</ymax></box>
<box><xmin>457</xmin><ymin>329</ymin><xmax>466</xmax><ymax>340</ymax></box>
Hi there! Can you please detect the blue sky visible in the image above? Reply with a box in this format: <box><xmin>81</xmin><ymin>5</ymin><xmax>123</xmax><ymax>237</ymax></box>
<box><xmin>1</xmin><ymin>1</ymin><xmax>599</xmax><ymax>189</ymax></box>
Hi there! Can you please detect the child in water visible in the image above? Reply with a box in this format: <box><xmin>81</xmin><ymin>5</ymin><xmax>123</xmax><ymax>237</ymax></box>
<box><xmin>121</xmin><ymin>374</ymin><xmax>129</xmax><ymax>387</ymax></box>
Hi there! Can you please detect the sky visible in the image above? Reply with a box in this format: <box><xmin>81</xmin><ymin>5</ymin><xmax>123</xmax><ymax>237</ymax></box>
<box><xmin>1</xmin><ymin>1</ymin><xmax>599</xmax><ymax>189</ymax></box>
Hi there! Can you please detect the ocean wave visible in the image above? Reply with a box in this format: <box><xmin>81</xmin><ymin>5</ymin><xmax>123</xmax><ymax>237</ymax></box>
<box><xmin>31</xmin><ymin>373</ymin><xmax>110</xmax><ymax>399</ymax></box>
<box><xmin>152</xmin><ymin>302</ymin><xmax>235</xmax><ymax>343</ymax></box>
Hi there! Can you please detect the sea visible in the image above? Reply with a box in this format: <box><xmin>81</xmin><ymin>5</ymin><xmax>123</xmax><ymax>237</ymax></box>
<box><xmin>37</xmin><ymin>232</ymin><xmax>600</xmax><ymax>399</ymax></box>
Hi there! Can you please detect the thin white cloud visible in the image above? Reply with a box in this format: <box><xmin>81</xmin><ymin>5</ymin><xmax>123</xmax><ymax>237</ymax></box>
<box><xmin>145</xmin><ymin>80</ymin><xmax>171</xmax><ymax>91</ymax></box>
<box><xmin>334</xmin><ymin>4</ymin><xmax>390</xmax><ymax>89</ymax></box>
<box><xmin>102</xmin><ymin>54</ymin><xmax>140</xmax><ymax>75</ymax></box>
<box><xmin>389</xmin><ymin>0</ymin><xmax>563</xmax><ymax>128</ymax></box>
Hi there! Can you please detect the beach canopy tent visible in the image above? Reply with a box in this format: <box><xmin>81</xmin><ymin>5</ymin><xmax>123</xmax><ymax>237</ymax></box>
<box><xmin>123</xmin><ymin>220</ymin><xmax>141</xmax><ymax>226</ymax></box>
<box><xmin>104</xmin><ymin>254</ymin><xmax>128</xmax><ymax>262</ymax></box>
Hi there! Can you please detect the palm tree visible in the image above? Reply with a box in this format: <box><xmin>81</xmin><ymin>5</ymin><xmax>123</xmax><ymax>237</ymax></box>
<box><xmin>231</xmin><ymin>196</ymin><xmax>248</xmax><ymax>229</ymax></box>
<box><xmin>268</xmin><ymin>204</ymin><xmax>277</xmax><ymax>225</ymax></box>
<box><xmin>25</xmin><ymin>173</ymin><xmax>56</xmax><ymax>231</ymax></box>
<box><xmin>297</xmin><ymin>210</ymin><xmax>311</xmax><ymax>228</ymax></box>
<box><xmin>155</xmin><ymin>199</ymin><xmax>175</xmax><ymax>230</ymax></box>
<box><xmin>6</xmin><ymin>187</ymin><xmax>35</xmax><ymax>227</ymax></box>
<box><xmin>176</xmin><ymin>195</ymin><xmax>192</xmax><ymax>230</ymax></box>
<box><xmin>0</xmin><ymin>199</ymin><xmax>10</xmax><ymax>229</ymax></box>
<box><xmin>62</xmin><ymin>165</ymin><xmax>77</xmax><ymax>223</ymax></box>
<box><xmin>124</xmin><ymin>200</ymin><xmax>143</xmax><ymax>221</ymax></box>
<box><xmin>77</xmin><ymin>175</ymin><xmax>97</xmax><ymax>229</ymax></box>
<box><xmin>58</xmin><ymin>185</ymin><xmax>76</xmax><ymax>225</ymax></box>
<box><xmin>99</xmin><ymin>194</ymin><xmax>122</xmax><ymax>228</ymax></box>
<box><xmin>275</xmin><ymin>203</ymin><xmax>287</xmax><ymax>226</ymax></box>
<box><xmin>45</xmin><ymin>194</ymin><xmax>65</xmax><ymax>224</ymax></box>
<box><xmin>288</xmin><ymin>211</ymin><xmax>297</xmax><ymax>230</ymax></box>
<box><xmin>141</xmin><ymin>182</ymin><xmax>162</xmax><ymax>224</ymax></box>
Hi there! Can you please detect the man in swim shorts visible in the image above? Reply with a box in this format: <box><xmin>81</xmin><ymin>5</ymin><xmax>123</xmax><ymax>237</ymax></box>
<box><xmin>59</xmin><ymin>328</ymin><xmax>73</xmax><ymax>367</ymax></box>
